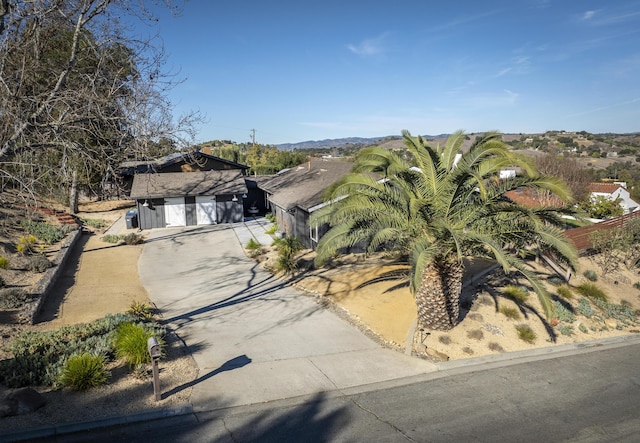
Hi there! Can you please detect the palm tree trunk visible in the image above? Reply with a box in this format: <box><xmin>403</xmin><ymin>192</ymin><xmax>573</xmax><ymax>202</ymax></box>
<box><xmin>415</xmin><ymin>257</ymin><xmax>464</xmax><ymax>331</ymax></box>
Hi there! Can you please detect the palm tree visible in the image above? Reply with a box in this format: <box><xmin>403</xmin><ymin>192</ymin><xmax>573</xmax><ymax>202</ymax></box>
<box><xmin>311</xmin><ymin>130</ymin><xmax>578</xmax><ymax>331</ymax></box>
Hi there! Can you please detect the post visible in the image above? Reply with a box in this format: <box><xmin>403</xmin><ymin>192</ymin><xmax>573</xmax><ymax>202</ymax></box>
<box><xmin>147</xmin><ymin>337</ymin><xmax>162</xmax><ymax>401</ymax></box>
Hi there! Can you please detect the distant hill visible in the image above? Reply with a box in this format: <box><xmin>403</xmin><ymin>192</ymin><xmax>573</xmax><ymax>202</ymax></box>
<box><xmin>276</xmin><ymin>136</ymin><xmax>395</xmax><ymax>151</ymax></box>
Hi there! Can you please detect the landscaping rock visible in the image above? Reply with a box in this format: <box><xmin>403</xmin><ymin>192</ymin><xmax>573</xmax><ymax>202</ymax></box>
<box><xmin>0</xmin><ymin>388</ymin><xmax>46</xmax><ymax>418</ymax></box>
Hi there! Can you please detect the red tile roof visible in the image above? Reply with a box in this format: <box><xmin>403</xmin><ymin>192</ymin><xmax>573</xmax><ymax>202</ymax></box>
<box><xmin>588</xmin><ymin>182</ymin><xmax>623</xmax><ymax>194</ymax></box>
<box><xmin>504</xmin><ymin>188</ymin><xmax>564</xmax><ymax>208</ymax></box>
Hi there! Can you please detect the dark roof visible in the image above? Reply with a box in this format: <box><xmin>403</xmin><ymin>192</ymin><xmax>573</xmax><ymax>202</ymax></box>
<box><xmin>130</xmin><ymin>170</ymin><xmax>248</xmax><ymax>199</ymax></box>
<box><xmin>260</xmin><ymin>159</ymin><xmax>354</xmax><ymax>211</ymax></box>
<box><xmin>118</xmin><ymin>151</ymin><xmax>249</xmax><ymax>175</ymax></box>
<box><xmin>564</xmin><ymin>211</ymin><xmax>640</xmax><ymax>253</ymax></box>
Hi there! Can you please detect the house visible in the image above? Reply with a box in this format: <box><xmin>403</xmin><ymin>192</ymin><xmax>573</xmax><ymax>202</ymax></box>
<box><xmin>116</xmin><ymin>150</ymin><xmax>249</xmax><ymax>195</ymax></box>
<box><xmin>129</xmin><ymin>170</ymin><xmax>248</xmax><ymax>229</ymax></box>
<box><xmin>259</xmin><ymin>159</ymin><xmax>354</xmax><ymax>249</ymax></box>
<box><xmin>588</xmin><ymin>182</ymin><xmax>639</xmax><ymax>214</ymax></box>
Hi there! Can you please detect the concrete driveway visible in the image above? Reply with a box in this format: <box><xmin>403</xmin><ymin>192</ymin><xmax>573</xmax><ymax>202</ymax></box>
<box><xmin>138</xmin><ymin>223</ymin><xmax>436</xmax><ymax>411</ymax></box>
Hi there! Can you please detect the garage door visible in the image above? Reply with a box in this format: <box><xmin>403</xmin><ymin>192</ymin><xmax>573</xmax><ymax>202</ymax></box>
<box><xmin>196</xmin><ymin>196</ymin><xmax>217</xmax><ymax>225</ymax></box>
<box><xmin>164</xmin><ymin>198</ymin><xmax>186</xmax><ymax>227</ymax></box>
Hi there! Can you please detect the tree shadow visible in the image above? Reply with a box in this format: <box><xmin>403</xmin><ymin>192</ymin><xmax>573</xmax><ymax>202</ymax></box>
<box><xmin>162</xmin><ymin>355</ymin><xmax>252</xmax><ymax>399</ymax></box>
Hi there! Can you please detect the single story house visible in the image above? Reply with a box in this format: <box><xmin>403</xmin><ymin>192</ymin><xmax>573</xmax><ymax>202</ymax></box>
<box><xmin>259</xmin><ymin>159</ymin><xmax>354</xmax><ymax>249</ymax></box>
<box><xmin>129</xmin><ymin>170</ymin><xmax>248</xmax><ymax>229</ymax></box>
<box><xmin>588</xmin><ymin>182</ymin><xmax>639</xmax><ymax>215</ymax></box>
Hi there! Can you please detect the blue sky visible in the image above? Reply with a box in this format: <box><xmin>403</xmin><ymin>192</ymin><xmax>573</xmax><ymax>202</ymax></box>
<box><xmin>147</xmin><ymin>1</ymin><xmax>640</xmax><ymax>145</ymax></box>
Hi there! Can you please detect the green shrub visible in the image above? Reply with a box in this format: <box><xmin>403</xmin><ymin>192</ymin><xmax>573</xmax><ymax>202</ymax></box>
<box><xmin>126</xmin><ymin>301</ymin><xmax>155</xmax><ymax>322</ymax></box>
<box><xmin>503</xmin><ymin>285</ymin><xmax>528</xmax><ymax>303</ymax></box>
<box><xmin>27</xmin><ymin>255</ymin><xmax>50</xmax><ymax>273</ymax></box>
<box><xmin>515</xmin><ymin>324</ymin><xmax>536</xmax><ymax>344</ymax></box>
<box><xmin>59</xmin><ymin>353</ymin><xmax>110</xmax><ymax>391</ymax></box>
<box><xmin>499</xmin><ymin>305</ymin><xmax>521</xmax><ymax>320</ymax></box>
<box><xmin>245</xmin><ymin>238</ymin><xmax>261</xmax><ymax>250</ymax></box>
<box><xmin>21</xmin><ymin>220</ymin><xmax>66</xmax><ymax>244</ymax></box>
<box><xmin>274</xmin><ymin>236</ymin><xmax>303</xmax><ymax>274</ymax></box>
<box><xmin>547</xmin><ymin>275</ymin><xmax>564</xmax><ymax>286</ymax></box>
<box><xmin>553</xmin><ymin>300</ymin><xmax>576</xmax><ymax>323</ymax></box>
<box><xmin>115</xmin><ymin>323</ymin><xmax>163</xmax><ymax>367</ymax></box>
<box><xmin>101</xmin><ymin>234</ymin><xmax>122</xmax><ymax>243</ymax></box>
<box><xmin>576</xmin><ymin>297</ymin><xmax>595</xmax><ymax>318</ymax></box>
<box><xmin>556</xmin><ymin>284</ymin><xmax>574</xmax><ymax>300</ymax></box>
<box><xmin>16</xmin><ymin>235</ymin><xmax>37</xmax><ymax>254</ymax></box>
<box><xmin>558</xmin><ymin>325</ymin><xmax>574</xmax><ymax>336</ymax></box>
<box><xmin>590</xmin><ymin>299</ymin><xmax>636</xmax><ymax>324</ymax></box>
<box><xmin>123</xmin><ymin>233</ymin><xmax>143</xmax><ymax>245</ymax></box>
<box><xmin>579</xmin><ymin>323</ymin><xmax>589</xmax><ymax>333</ymax></box>
<box><xmin>79</xmin><ymin>218</ymin><xmax>108</xmax><ymax>229</ymax></box>
<box><xmin>0</xmin><ymin>313</ymin><xmax>139</xmax><ymax>388</ymax></box>
<box><xmin>0</xmin><ymin>288</ymin><xmax>29</xmax><ymax>309</ymax></box>
<box><xmin>583</xmin><ymin>270</ymin><xmax>598</xmax><ymax>282</ymax></box>
<box><xmin>265</xmin><ymin>224</ymin><xmax>278</xmax><ymax>235</ymax></box>
<box><xmin>0</xmin><ymin>256</ymin><xmax>10</xmax><ymax>270</ymax></box>
<box><xmin>266</xmin><ymin>213</ymin><xmax>276</xmax><ymax>223</ymax></box>
<box><xmin>575</xmin><ymin>282</ymin><xmax>608</xmax><ymax>302</ymax></box>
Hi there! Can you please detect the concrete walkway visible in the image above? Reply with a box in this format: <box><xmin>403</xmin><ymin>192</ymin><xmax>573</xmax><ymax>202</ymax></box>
<box><xmin>138</xmin><ymin>223</ymin><xmax>436</xmax><ymax>412</ymax></box>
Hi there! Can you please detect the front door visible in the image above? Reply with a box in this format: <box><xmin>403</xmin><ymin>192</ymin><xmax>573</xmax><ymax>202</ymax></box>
<box><xmin>164</xmin><ymin>197</ymin><xmax>186</xmax><ymax>227</ymax></box>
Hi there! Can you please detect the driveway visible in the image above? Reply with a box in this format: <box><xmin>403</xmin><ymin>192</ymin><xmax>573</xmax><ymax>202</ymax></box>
<box><xmin>138</xmin><ymin>223</ymin><xmax>436</xmax><ymax>411</ymax></box>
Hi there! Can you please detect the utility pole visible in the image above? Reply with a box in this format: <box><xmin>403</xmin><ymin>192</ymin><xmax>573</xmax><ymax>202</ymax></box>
<box><xmin>250</xmin><ymin>129</ymin><xmax>256</xmax><ymax>147</ymax></box>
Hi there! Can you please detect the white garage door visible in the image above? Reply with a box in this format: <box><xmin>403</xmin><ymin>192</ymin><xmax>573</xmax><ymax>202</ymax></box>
<box><xmin>196</xmin><ymin>196</ymin><xmax>217</xmax><ymax>225</ymax></box>
<box><xmin>164</xmin><ymin>197</ymin><xmax>186</xmax><ymax>227</ymax></box>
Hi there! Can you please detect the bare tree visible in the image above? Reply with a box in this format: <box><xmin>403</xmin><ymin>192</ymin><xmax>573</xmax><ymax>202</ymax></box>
<box><xmin>535</xmin><ymin>153</ymin><xmax>593</xmax><ymax>202</ymax></box>
<box><xmin>0</xmin><ymin>0</ymin><xmax>201</xmax><ymax>212</ymax></box>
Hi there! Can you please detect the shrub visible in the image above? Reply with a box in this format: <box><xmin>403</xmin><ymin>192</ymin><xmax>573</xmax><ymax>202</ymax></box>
<box><xmin>127</xmin><ymin>301</ymin><xmax>155</xmax><ymax>322</ymax></box>
<box><xmin>79</xmin><ymin>218</ymin><xmax>108</xmax><ymax>229</ymax></box>
<box><xmin>245</xmin><ymin>238</ymin><xmax>261</xmax><ymax>250</ymax></box>
<box><xmin>101</xmin><ymin>234</ymin><xmax>122</xmax><ymax>243</ymax></box>
<box><xmin>558</xmin><ymin>325</ymin><xmax>574</xmax><ymax>336</ymax></box>
<box><xmin>438</xmin><ymin>335</ymin><xmax>451</xmax><ymax>345</ymax></box>
<box><xmin>575</xmin><ymin>282</ymin><xmax>608</xmax><ymax>302</ymax></box>
<box><xmin>265</xmin><ymin>224</ymin><xmax>278</xmax><ymax>235</ymax></box>
<box><xmin>0</xmin><ymin>288</ymin><xmax>29</xmax><ymax>309</ymax></box>
<box><xmin>553</xmin><ymin>300</ymin><xmax>576</xmax><ymax>323</ymax></box>
<box><xmin>274</xmin><ymin>236</ymin><xmax>303</xmax><ymax>274</ymax></box>
<box><xmin>634</xmin><ymin>282</ymin><xmax>640</xmax><ymax>291</ymax></box>
<box><xmin>556</xmin><ymin>284</ymin><xmax>574</xmax><ymax>300</ymax></box>
<box><xmin>488</xmin><ymin>342</ymin><xmax>504</xmax><ymax>352</ymax></box>
<box><xmin>266</xmin><ymin>213</ymin><xmax>276</xmax><ymax>223</ymax></box>
<box><xmin>547</xmin><ymin>275</ymin><xmax>564</xmax><ymax>286</ymax></box>
<box><xmin>0</xmin><ymin>256</ymin><xmax>10</xmax><ymax>270</ymax></box>
<box><xmin>0</xmin><ymin>313</ymin><xmax>139</xmax><ymax>388</ymax></box>
<box><xmin>16</xmin><ymin>235</ymin><xmax>37</xmax><ymax>254</ymax></box>
<box><xmin>21</xmin><ymin>220</ymin><xmax>66</xmax><ymax>244</ymax></box>
<box><xmin>576</xmin><ymin>297</ymin><xmax>595</xmax><ymax>318</ymax></box>
<box><xmin>499</xmin><ymin>305</ymin><xmax>521</xmax><ymax>320</ymax></box>
<box><xmin>114</xmin><ymin>323</ymin><xmax>163</xmax><ymax>368</ymax></box>
<box><xmin>27</xmin><ymin>255</ymin><xmax>50</xmax><ymax>273</ymax></box>
<box><xmin>515</xmin><ymin>324</ymin><xmax>536</xmax><ymax>344</ymax></box>
<box><xmin>579</xmin><ymin>323</ymin><xmax>589</xmax><ymax>333</ymax></box>
<box><xmin>502</xmin><ymin>285</ymin><xmax>529</xmax><ymax>303</ymax></box>
<box><xmin>123</xmin><ymin>233</ymin><xmax>143</xmax><ymax>245</ymax></box>
<box><xmin>462</xmin><ymin>347</ymin><xmax>474</xmax><ymax>355</ymax></box>
<box><xmin>59</xmin><ymin>353</ymin><xmax>110</xmax><ymax>391</ymax></box>
<box><xmin>583</xmin><ymin>270</ymin><xmax>598</xmax><ymax>282</ymax></box>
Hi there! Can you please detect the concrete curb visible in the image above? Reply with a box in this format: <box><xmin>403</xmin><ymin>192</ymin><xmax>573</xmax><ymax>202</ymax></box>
<box><xmin>4</xmin><ymin>334</ymin><xmax>639</xmax><ymax>441</ymax></box>
<box><xmin>1</xmin><ymin>405</ymin><xmax>194</xmax><ymax>442</ymax></box>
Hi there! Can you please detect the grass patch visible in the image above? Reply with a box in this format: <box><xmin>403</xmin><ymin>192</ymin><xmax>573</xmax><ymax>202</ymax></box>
<box><xmin>79</xmin><ymin>218</ymin><xmax>109</xmax><ymax>229</ymax></box>
<box><xmin>0</xmin><ymin>256</ymin><xmax>10</xmax><ymax>270</ymax></box>
<box><xmin>503</xmin><ymin>285</ymin><xmax>528</xmax><ymax>303</ymax></box>
<box><xmin>515</xmin><ymin>324</ymin><xmax>536</xmax><ymax>344</ymax></box>
<box><xmin>575</xmin><ymin>282</ymin><xmax>608</xmax><ymax>302</ymax></box>
<box><xmin>59</xmin><ymin>353</ymin><xmax>110</xmax><ymax>391</ymax></box>
<box><xmin>499</xmin><ymin>305</ymin><xmax>521</xmax><ymax>320</ymax></box>
<box><xmin>556</xmin><ymin>284</ymin><xmax>574</xmax><ymax>300</ymax></box>
<box><xmin>114</xmin><ymin>323</ymin><xmax>163</xmax><ymax>368</ymax></box>
<box><xmin>265</xmin><ymin>224</ymin><xmax>278</xmax><ymax>235</ymax></box>
<box><xmin>245</xmin><ymin>238</ymin><xmax>261</xmax><ymax>250</ymax></box>
<box><xmin>101</xmin><ymin>234</ymin><xmax>122</xmax><ymax>244</ymax></box>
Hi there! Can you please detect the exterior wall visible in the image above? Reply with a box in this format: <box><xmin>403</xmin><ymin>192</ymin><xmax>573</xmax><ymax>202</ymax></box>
<box><xmin>185</xmin><ymin>196</ymin><xmax>197</xmax><ymax>226</ymax></box>
<box><xmin>294</xmin><ymin>208</ymin><xmax>313</xmax><ymax>249</ymax></box>
<box><xmin>216</xmin><ymin>195</ymin><xmax>244</xmax><ymax>223</ymax></box>
<box><xmin>137</xmin><ymin>199</ymin><xmax>166</xmax><ymax>230</ymax></box>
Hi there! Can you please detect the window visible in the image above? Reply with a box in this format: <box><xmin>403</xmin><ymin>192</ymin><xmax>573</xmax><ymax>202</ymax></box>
<box><xmin>310</xmin><ymin>224</ymin><xmax>319</xmax><ymax>243</ymax></box>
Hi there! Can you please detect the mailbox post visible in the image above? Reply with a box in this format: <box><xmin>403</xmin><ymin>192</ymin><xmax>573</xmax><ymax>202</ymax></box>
<box><xmin>147</xmin><ymin>337</ymin><xmax>162</xmax><ymax>401</ymax></box>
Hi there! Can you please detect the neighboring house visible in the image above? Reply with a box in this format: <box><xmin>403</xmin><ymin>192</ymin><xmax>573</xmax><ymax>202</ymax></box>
<box><xmin>129</xmin><ymin>170</ymin><xmax>248</xmax><ymax>229</ymax></box>
<box><xmin>588</xmin><ymin>182</ymin><xmax>639</xmax><ymax>214</ymax></box>
<box><xmin>259</xmin><ymin>159</ymin><xmax>354</xmax><ymax>249</ymax></box>
<box><xmin>504</xmin><ymin>188</ymin><xmax>564</xmax><ymax>208</ymax></box>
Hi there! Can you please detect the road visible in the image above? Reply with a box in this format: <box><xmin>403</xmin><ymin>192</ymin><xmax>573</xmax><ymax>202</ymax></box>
<box><xmin>32</xmin><ymin>340</ymin><xmax>640</xmax><ymax>443</ymax></box>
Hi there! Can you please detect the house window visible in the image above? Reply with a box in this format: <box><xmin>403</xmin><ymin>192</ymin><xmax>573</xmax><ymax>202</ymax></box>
<box><xmin>310</xmin><ymin>224</ymin><xmax>319</xmax><ymax>243</ymax></box>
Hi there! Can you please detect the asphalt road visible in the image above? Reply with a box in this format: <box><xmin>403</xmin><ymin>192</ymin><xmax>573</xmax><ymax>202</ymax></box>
<box><xmin>31</xmin><ymin>340</ymin><xmax>640</xmax><ymax>443</ymax></box>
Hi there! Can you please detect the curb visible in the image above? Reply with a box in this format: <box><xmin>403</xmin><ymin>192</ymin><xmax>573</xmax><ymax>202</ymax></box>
<box><xmin>1</xmin><ymin>405</ymin><xmax>194</xmax><ymax>443</ymax></box>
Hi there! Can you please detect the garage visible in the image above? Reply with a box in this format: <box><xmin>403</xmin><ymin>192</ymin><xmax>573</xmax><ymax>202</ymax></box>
<box><xmin>129</xmin><ymin>170</ymin><xmax>248</xmax><ymax>229</ymax></box>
